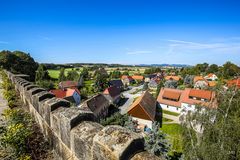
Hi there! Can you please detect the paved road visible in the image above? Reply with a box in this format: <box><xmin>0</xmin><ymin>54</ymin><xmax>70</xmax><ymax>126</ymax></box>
<box><xmin>0</xmin><ymin>75</ymin><xmax>8</xmax><ymax>123</ymax></box>
<box><xmin>119</xmin><ymin>85</ymin><xmax>143</xmax><ymax>114</ymax></box>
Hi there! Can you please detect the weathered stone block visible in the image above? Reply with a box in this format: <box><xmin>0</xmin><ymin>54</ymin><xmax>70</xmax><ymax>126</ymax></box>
<box><xmin>27</xmin><ymin>87</ymin><xmax>45</xmax><ymax>104</ymax></box>
<box><xmin>70</xmin><ymin>121</ymin><xmax>103</xmax><ymax>160</ymax></box>
<box><xmin>32</xmin><ymin>91</ymin><xmax>55</xmax><ymax>112</ymax></box>
<box><xmin>59</xmin><ymin>108</ymin><xmax>95</xmax><ymax>148</ymax></box>
<box><xmin>40</xmin><ymin>97</ymin><xmax>70</xmax><ymax>125</ymax></box>
<box><xmin>92</xmin><ymin>125</ymin><xmax>144</xmax><ymax>160</ymax></box>
<box><xmin>51</xmin><ymin>107</ymin><xmax>68</xmax><ymax>137</ymax></box>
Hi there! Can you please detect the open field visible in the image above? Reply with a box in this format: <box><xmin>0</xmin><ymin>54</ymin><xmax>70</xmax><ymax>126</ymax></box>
<box><xmin>48</xmin><ymin>68</ymin><xmax>82</xmax><ymax>79</ymax></box>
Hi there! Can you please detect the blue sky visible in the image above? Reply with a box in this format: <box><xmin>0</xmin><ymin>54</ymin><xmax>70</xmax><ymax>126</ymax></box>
<box><xmin>0</xmin><ymin>0</ymin><xmax>240</xmax><ymax>65</ymax></box>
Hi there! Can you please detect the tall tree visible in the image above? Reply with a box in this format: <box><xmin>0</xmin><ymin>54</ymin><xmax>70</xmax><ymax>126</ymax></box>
<box><xmin>181</xmin><ymin>87</ymin><xmax>240</xmax><ymax>160</ymax></box>
<box><xmin>155</xmin><ymin>81</ymin><xmax>164</xmax><ymax>98</ymax></box>
<box><xmin>222</xmin><ymin>61</ymin><xmax>240</xmax><ymax>79</ymax></box>
<box><xmin>66</xmin><ymin>70</ymin><xmax>79</xmax><ymax>81</ymax></box>
<box><xmin>80</xmin><ymin>67</ymin><xmax>89</xmax><ymax>79</ymax></box>
<box><xmin>145</xmin><ymin>122</ymin><xmax>170</xmax><ymax>159</ymax></box>
<box><xmin>58</xmin><ymin>68</ymin><xmax>66</xmax><ymax>82</ymax></box>
<box><xmin>35</xmin><ymin>64</ymin><xmax>50</xmax><ymax>82</ymax></box>
<box><xmin>94</xmin><ymin>73</ymin><xmax>108</xmax><ymax>92</ymax></box>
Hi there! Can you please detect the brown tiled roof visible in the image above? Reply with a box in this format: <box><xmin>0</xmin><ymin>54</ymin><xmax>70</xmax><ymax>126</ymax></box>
<box><xmin>121</xmin><ymin>75</ymin><xmax>133</xmax><ymax>80</ymax></box>
<box><xmin>208</xmin><ymin>81</ymin><xmax>217</xmax><ymax>87</ymax></box>
<box><xmin>128</xmin><ymin>91</ymin><xmax>156</xmax><ymax>121</ymax></box>
<box><xmin>162</xmin><ymin>90</ymin><xmax>181</xmax><ymax>100</ymax></box>
<box><xmin>189</xmin><ymin>89</ymin><xmax>212</xmax><ymax>100</ymax></box>
<box><xmin>194</xmin><ymin>76</ymin><xmax>205</xmax><ymax>83</ymax></box>
<box><xmin>157</xmin><ymin>88</ymin><xmax>184</xmax><ymax>107</ymax></box>
<box><xmin>59</xmin><ymin>81</ymin><xmax>79</xmax><ymax>89</ymax></box>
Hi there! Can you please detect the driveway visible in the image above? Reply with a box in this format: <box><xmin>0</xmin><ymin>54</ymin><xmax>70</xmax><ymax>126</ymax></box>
<box><xmin>119</xmin><ymin>85</ymin><xmax>143</xmax><ymax>114</ymax></box>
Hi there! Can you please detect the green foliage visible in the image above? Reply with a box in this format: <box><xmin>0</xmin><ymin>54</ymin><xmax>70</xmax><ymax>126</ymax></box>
<box><xmin>35</xmin><ymin>64</ymin><xmax>50</xmax><ymax>82</ymax></box>
<box><xmin>145</xmin><ymin>122</ymin><xmax>170</xmax><ymax>159</ymax></box>
<box><xmin>162</xmin><ymin>110</ymin><xmax>180</xmax><ymax>116</ymax></box>
<box><xmin>142</xmin><ymin>82</ymin><xmax>149</xmax><ymax>91</ymax></box>
<box><xmin>110</xmin><ymin>70</ymin><xmax>121</xmax><ymax>79</ymax></box>
<box><xmin>122</xmin><ymin>71</ymin><xmax>129</xmax><ymax>75</ymax></box>
<box><xmin>1</xmin><ymin>109</ymin><xmax>32</xmax><ymax>158</ymax></box>
<box><xmin>36</xmin><ymin>80</ymin><xmax>54</xmax><ymax>90</ymax></box>
<box><xmin>100</xmin><ymin>113</ymin><xmax>129</xmax><ymax>127</ymax></box>
<box><xmin>155</xmin><ymin>81</ymin><xmax>164</xmax><ymax>98</ymax></box>
<box><xmin>66</xmin><ymin>70</ymin><xmax>79</xmax><ymax>81</ymax></box>
<box><xmin>222</xmin><ymin>61</ymin><xmax>240</xmax><ymax>79</ymax></box>
<box><xmin>124</xmin><ymin>116</ymin><xmax>138</xmax><ymax>132</ymax></box>
<box><xmin>144</xmin><ymin>67</ymin><xmax>161</xmax><ymax>74</ymax></box>
<box><xmin>0</xmin><ymin>50</ymin><xmax>38</xmax><ymax>81</ymax></box>
<box><xmin>181</xmin><ymin>87</ymin><xmax>240</xmax><ymax>160</ymax></box>
<box><xmin>80</xmin><ymin>67</ymin><xmax>89</xmax><ymax>79</ymax></box>
<box><xmin>58</xmin><ymin>68</ymin><xmax>66</xmax><ymax>82</ymax></box>
<box><xmin>164</xmin><ymin>79</ymin><xmax>178</xmax><ymax>89</ymax></box>
<box><xmin>94</xmin><ymin>73</ymin><xmax>108</xmax><ymax>92</ymax></box>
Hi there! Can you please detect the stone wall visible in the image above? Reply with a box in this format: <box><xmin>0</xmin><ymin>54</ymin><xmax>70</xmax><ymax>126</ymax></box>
<box><xmin>5</xmin><ymin>71</ymin><xmax>160</xmax><ymax>160</ymax></box>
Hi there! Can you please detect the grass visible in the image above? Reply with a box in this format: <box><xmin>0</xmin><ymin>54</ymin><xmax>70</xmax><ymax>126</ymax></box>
<box><xmin>162</xmin><ymin>117</ymin><xmax>173</xmax><ymax>122</ymax></box>
<box><xmin>163</xmin><ymin>109</ymin><xmax>180</xmax><ymax>116</ymax></box>
<box><xmin>48</xmin><ymin>68</ymin><xmax>82</xmax><ymax>79</ymax></box>
<box><xmin>160</xmin><ymin>123</ymin><xmax>183</xmax><ymax>154</ymax></box>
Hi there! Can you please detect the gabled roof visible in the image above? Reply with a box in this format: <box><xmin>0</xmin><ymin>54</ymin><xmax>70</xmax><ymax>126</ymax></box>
<box><xmin>59</xmin><ymin>81</ymin><xmax>79</xmax><ymax>89</ymax></box>
<box><xmin>157</xmin><ymin>88</ymin><xmax>184</xmax><ymax>107</ymax></box>
<box><xmin>128</xmin><ymin>91</ymin><xmax>156</xmax><ymax>121</ymax></box>
<box><xmin>165</xmin><ymin>76</ymin><xmax>181</xmax><ymax>81</ymax></box>
<box><xmin>227</xmin><ymin>78</ymin><xmax>240</xmax><ymax>88</ymax></box>
<box><xmin>132</xmin><ymin>75</ymin><xmax>144</xmax><ymax>80</ymax></box>
<box><xmin>103</xmin><ymin>86</ymin><xmax>121</xmax><ymax>99</ymax></box>
<box><xmin>80</xmin><ymin>94</ymin><xmax>110</xmax><ymax>114</ymax></box>
<box><xmin>109</xmin><ymin>80</ymin><xmax>123</xmax><ymax>88</ymax></box>
<box><xmin>50</xmin><ymin>88</ymin><xmax>80</xmax><ymax>99</ymax></box>
<box><xmin>188</xmin><ymin>89</ymin><xmax>212</xmax><ymax>100</ymax></box>
<box><xmin>194</xmin><ymin>76</ymin><xmax>206</xmax><ymax>83</ymax></box>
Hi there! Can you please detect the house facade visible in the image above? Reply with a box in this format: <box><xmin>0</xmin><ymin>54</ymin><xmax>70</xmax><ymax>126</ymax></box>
<box><xmin>50</xmin><ymin>88</ymin><xmax>81</xmax><ymax>105</ymax></box>
<box><xmin>128</xmin><ymin>91</ymin><xmax>157</xmax><ymax>129</ymax></box>
<box><xmin>79</xmin><ymin>94</ymin><xmax>110</xmax><ymax>121</ymax></box>
<box><xmin>157</xmin><ymin>88</ymin><xmax>216</xmax><ymax>113</ymax></box>
<box><xmin>204</xmin><ymin>73</ymin><xmax>218</xmax><ymax>81</ymax></box>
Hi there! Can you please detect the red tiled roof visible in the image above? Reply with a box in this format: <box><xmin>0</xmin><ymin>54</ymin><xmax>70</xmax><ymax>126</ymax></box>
<box><xmin>189</xmin><ymin>89</ymin><xmax>212</xmax><ymax>100</ymax></box>
<box><xmin>162</xmin><ymin>90</ymin><xmax>181</xmax><ymax>100</ymax></box>
<box><xmin>121</xmin><ymin>75</ymin><xmax>134</xmax><ymax>80</ymax></box>
<box><xmin>165</xmin><ymin>76</ymin><xmax>181</xmax><ymax>81</ymax></box>
<box><xmin>50</xmin><ymin>88</ymin><xmax>80</xmax><ymax>99</ymax></box>
<box><xmin>132</xmin><ymin>75</ymin><xmax>144</xmax><ymax>80</ymax></box>
<box><xmin>227</xmin><ymin>78</ymin><xmax>240</xmax><ymax>88</ymax></box>
<box><xmin>157</xmin><ymin>88</ymin><xmax>184</xmax><ymax>107</ymax></box>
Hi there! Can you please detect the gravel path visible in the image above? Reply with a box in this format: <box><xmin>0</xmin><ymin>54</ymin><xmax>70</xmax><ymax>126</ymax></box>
<box><xmin>0</xmin><ymin>75</ymin><xmax>8</xmax><ymax>122</ymax></box>
<box><xmin>162</xmin><ymin>113</ymin><xmax>180</xmax><ymax>124</ymax></box>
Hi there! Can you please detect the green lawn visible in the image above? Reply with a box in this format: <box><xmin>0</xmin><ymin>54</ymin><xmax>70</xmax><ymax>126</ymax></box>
<box><xmin>48</xmin><ymin>68</ymin><xmax>82</xmax><ymax>79</ymax></box>
<box><xmin>163</xmin><ymin>110</ymin><xmax>180</xmax><ymax>116</ymax></box>
<box><xmin>160</xmin><ymin>124</ymin><xmax>183</xmax><ymax>154</ymax></box>
<box><xmin>162</xmin><ymin>117</ymin><xmax>173</xmax><ymax>122</ymax></box>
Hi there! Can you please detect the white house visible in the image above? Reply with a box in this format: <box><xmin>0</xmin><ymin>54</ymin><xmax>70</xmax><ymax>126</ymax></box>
<box><xmin>204</xmin><ymin>73</ymin><xmax>218</xmax><ymax>81</ymax></box>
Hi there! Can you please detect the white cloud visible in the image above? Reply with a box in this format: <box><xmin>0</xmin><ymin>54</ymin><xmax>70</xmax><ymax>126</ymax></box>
<box><xmin>166</xmin><ymin>39</ymin><xmax>240</xmax><ymax>54</ymax></box>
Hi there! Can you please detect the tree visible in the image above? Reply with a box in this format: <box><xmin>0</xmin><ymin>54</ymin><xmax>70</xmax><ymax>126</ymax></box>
<box><xmin>111</xmin><ymin>70</ymin><xmax>121</xmax><ymax>79</ymax></box>
<box><xmin>222</xmin><ymin>61</ymin><xmax>240</xmax><ymax>79</ymax></box>
<box><xmin>66</xmin><ymin>70</ymin><xmax>79</xmax><ymax>81</ymax></box>
<box><xmin>181</xmin><ymin>87</ymin><xmax>240</xmax><ymax>160</ymax></box>
<box><xmin>124</xmin><ymin>116</ymin><xmax>138</xmax><ymax>132</ymax></box>
<box><xmin>122</xmin><ymin>71</ymin><xmax>129</xmax><ymax>76</ymax></box>
<box><xmin>0</xmin><ymin>50</ymin><xmax>38</xmax><ymax>81</ymax></box>
<box><xmin>94</xmin><ymin>73</ymin><xmax>108</xmax><ymax>92</ymax></box>
<box><xmin>80</xmin><ymin>67</ymin><xmax>89</xmax><ymax>79</ymax></box>
<box><xmin>164</xmin><ymin>79</ymin><xmax>178</xmax><ymax>88</ymax></box>
<box><xmin>155</xmin><ymin>81</ymin><xmax>164</xmax><ymax>98</ymax></box>
<box><xmin>143</xmin><ymin>82</ymin><xmax>149</xmax><ymax>91</ymax></box>
<box><xmin>207</xmin><ymin>64</ymin><xmax>219</xmax><ymax>74</ymax></box>
<box><xmin>145</xmin><ymin>122</ymin><xmax>170</xmax><ymax>159</ymax></box>
<box><xmin>35</xmin><ymin>64</ymin><xmax>50</xmax><ymax>82</ymax></box>
<box><xmin>58</xmin><ymin>68</ymin><xmax>66</xmax><ymax>82</ymax></box>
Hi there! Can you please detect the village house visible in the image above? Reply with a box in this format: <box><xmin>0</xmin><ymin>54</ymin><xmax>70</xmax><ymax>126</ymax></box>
<box><xmin>227</xmin><ymin>78</ymin><xmax>240</xmax><ymax>89</ymax></box>
<box><xmin>108</xmin><ymin>79</ymin><xmax>124</xmax><ymax>91</ymax></box>
<box><xmin>79</xmin><ymin>94</ymin><xmax>110</xmax><ymax>121</ymax></box>
<box><xmin>103</xmin><ymin>86</ymin><xmax>121</xmax><ymax>104</ymax></box>
<box><xmin>204</xmin><ymin>73</ymin><xmax>218</xmax><ymax>81</ymax></box>
<box><xmin>132</xmin><ymin>75</ymin><xmax>144</xmax><ymax>82</ymax></box>
<box><xmin>165</xmin><ymin>75</ymin><xmax>181</xmax><ymax>81</ymax></box>
<box><xmin>157</xmin><ymin>87</ymin><xmax>216</xmax><ymax>113</ymax></box>
<box><xmin>148</xmin><ymin>79</ymin><xmax>159</xmax><ymax>89</ymax></box>
<box><xmin>50</xmin><ymin>88</ymin><xmax>81</xmax><ymax>105</ymax></box>
<box><xmin>128</xmin><ymin>91</ymin><xmax>157</xmax><ymax>130</ymax></box>
<box><xmin>194</xmin><ymin>76</ymin><xmax>209</xmax><ymax>89</ymax></box>
<box><xmin>121</xmin><ymin>75</ymin><xmax>135</xmax><ymax>86</ymax></box>
<box><xmin>59</xmin><ymin>81</ymin><xmax>80</xmax><ymax>90</ymax></box>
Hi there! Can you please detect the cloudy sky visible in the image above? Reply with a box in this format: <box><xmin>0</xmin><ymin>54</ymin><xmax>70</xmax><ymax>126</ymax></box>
<box><xmin>0</xmin><ymin>0</ymin><xmax>240</xmax><ymax>65</ymax></box>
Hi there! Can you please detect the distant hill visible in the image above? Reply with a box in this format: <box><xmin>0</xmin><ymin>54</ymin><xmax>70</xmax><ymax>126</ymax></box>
<box><xmin>136</xmin><ymin>64</ymin><xmax>192</xmax><ymax>67</ymax></box>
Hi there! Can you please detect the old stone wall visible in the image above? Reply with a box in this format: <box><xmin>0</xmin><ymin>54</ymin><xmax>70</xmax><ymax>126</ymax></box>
<box><xmin>5</xmin><ymin>71</ymin><xmax>160</xmax><ymax>160</ymax></box>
